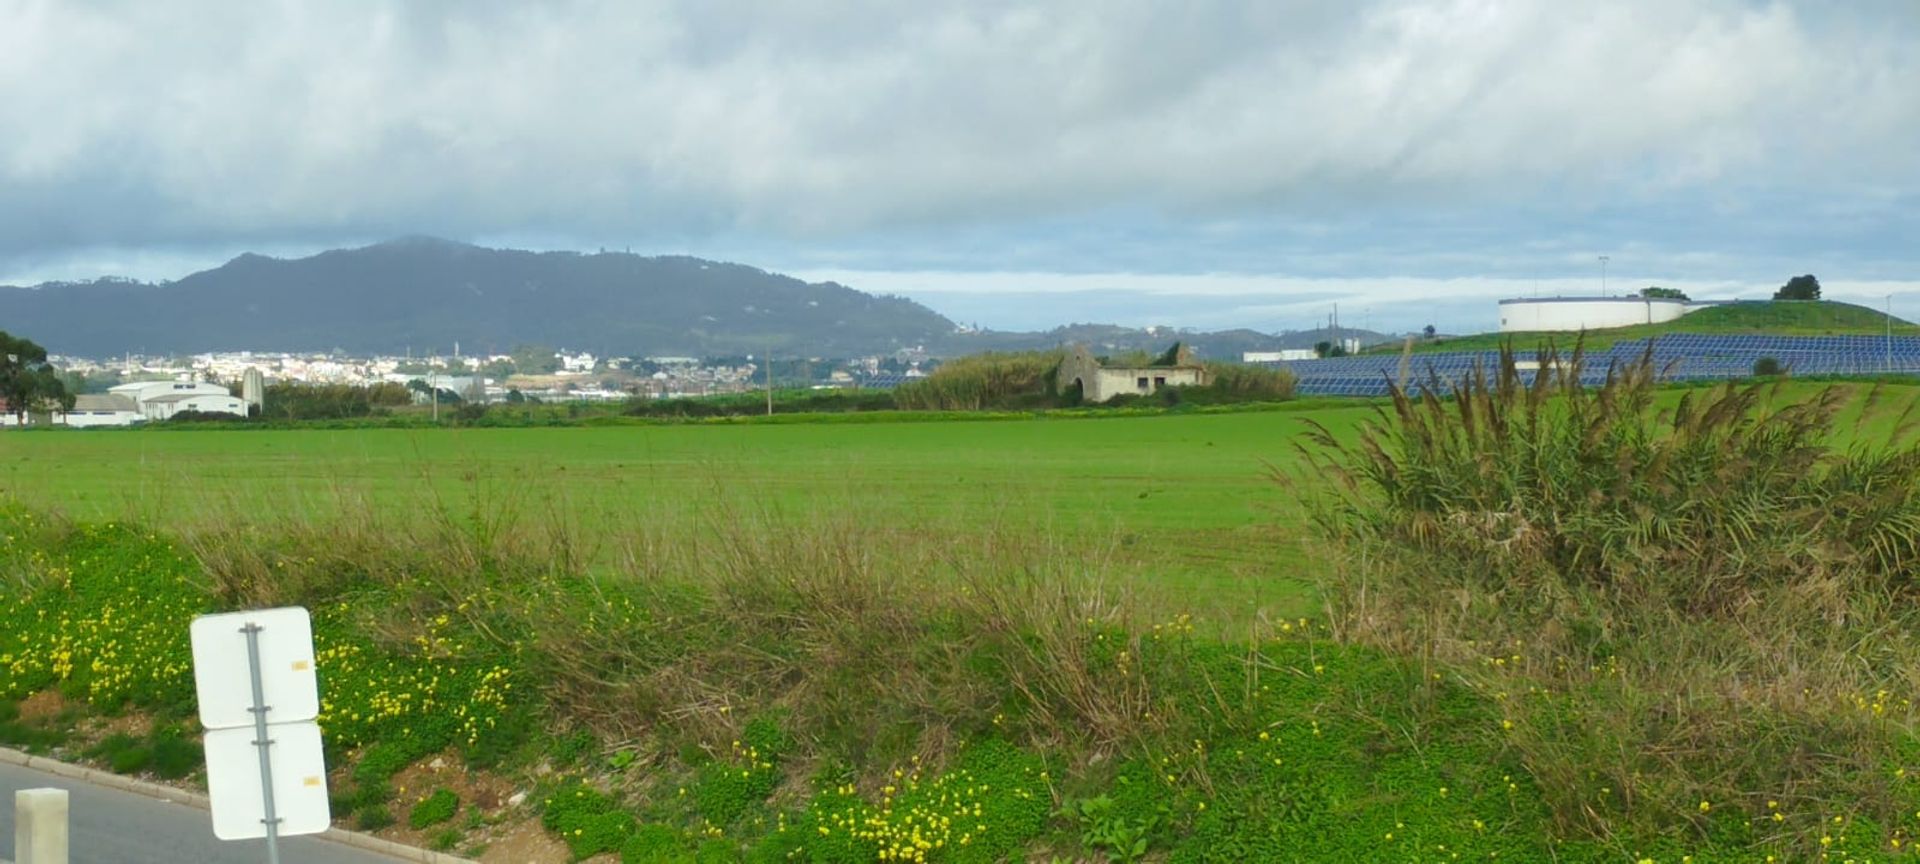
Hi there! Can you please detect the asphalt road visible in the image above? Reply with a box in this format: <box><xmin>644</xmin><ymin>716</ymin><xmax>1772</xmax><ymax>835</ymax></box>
<box><xmin>1</xmin><ymin>761</ymin><xmax>405</xmax><ymax>864</ymax></box>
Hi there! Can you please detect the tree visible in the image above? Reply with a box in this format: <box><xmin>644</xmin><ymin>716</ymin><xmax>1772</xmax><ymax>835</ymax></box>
<box><xmin>509</xmin><ymin>344</ymin><xmax>562</xmax><ymax>375</ymax></box>
<box><xmin>1639</xmin><ymin>286</ymin><xmax>1689</xmax><ymax>301</ymax></box>
<box><xmin>1312</xmin><ymin>341</ymin><xmax>1348</xmax><ymax>359</ymax></box>
<box><xmin>1775</xmin><ymin>275</ymin><xmax>1821</xmax><ymax>301</ymax></box>
<box><xmin>265</xmin><ymin>381</ymin><xmax>413</xmax><ymax>421</ymax></box>
<box><xmin>482</xmin><ymin>358</ymin><xmax>516</xmax><ymax>381</ymax></box>
<box><xmin>1422</xmin><ymin>324</ymin><xmax>1437</xmax><ymax>340</ymax></box>
<box><xmin>0</xmin><ymin>331</ymin><xmax>74</xmax><ymax>424</ymax></box>
<box><xmin>1752</xmin><ymin>356</ymin><xmax>1784</xmax><ymax>377</ymax></box>
<box><xmin>58</xmin><ymin>368</ymin><xmax>123</xmax><ymax>395</ymax></box>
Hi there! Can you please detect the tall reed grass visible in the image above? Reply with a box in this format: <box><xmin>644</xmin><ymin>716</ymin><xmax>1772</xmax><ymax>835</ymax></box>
<box><xmin>1298</xmin><ymin>341</ymin><xmax>1920</xmax><ymax>853</ymax></box>
<box><xmin>1199</xmin><ymin>362</ymin><xmax>1296</xmax><ymax>401</ymax></box>
<box><xmin>892</xmin><ymin>351</ymin><xmax>1065</xmax><ymax>410</ymax></box>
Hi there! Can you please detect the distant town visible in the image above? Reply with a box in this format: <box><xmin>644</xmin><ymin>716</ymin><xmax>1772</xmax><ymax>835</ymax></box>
<box><xmin>27</xmin><ymin>345</ymin><xmax>940</xmax><ymax>426</ymax></box>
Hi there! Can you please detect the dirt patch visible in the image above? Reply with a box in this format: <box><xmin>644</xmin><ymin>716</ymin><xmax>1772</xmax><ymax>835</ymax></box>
<box><xmin>17</xmin><ymin>689</ymin><xmax>67</xmax><ymax>722</ymax></box>
<box><xmin>359</xmin><ymin>750</ymin><xmax>549</xmax><ymax>861</ymax></box>
<box><xmin>477</xmin><ymin>818</ymin><xmax>570</xmax><ymax>864</ymax></box>
<box><xmin>389</xmin><ymin>754</ymin><xmax>518</xmax><ymax>813</ymax></box>
<box><xmin>79</xmin><ymin>709</ymin><xmax>154</xmax><ymax>742</ymax></box>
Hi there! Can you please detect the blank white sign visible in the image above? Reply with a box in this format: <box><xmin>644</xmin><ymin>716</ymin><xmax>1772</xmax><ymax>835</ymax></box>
<box><xmin>203</xmin><ymin>721</ymin><xmax>332</xmax><ymax>840</ymax></box>
<box><xmin>190</xmin><ymin>607</ymin><xmax>319</xmax><ymax>731</ymax></box>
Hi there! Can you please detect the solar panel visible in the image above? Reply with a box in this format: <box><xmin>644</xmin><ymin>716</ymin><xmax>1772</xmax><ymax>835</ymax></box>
<box><xmin>1274</xmin><ymin>335</ymin><xmax>1920</xmax><ymax>397</ymax></box>
<box><xmin>857</xmin><ymin>373</ymin><xmax>908</xmax><ymax>389</ymax></box>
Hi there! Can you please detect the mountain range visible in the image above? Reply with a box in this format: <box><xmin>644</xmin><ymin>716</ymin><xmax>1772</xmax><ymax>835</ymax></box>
<box><xmin>0</xmin><ymin>238</ymin><xmax>1383</xmax><ymax>359</ymax></box>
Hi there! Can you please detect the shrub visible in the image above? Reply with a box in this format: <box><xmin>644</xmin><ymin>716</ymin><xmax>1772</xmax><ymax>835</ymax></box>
<box><xmin>1199</xmin><ymin>362</ymin><xmax>1296</xmax><ymax>401</ymax></box>
<box><xmin>408</xmin><ymin>788</ymin><xmax>459</xmax><ymax>829</ymax></box>
<box><xmin>108</xmin><ymin>743</ymin><xmax>154</xmax><ymax>774</ymax></box>
<box><xmin>551</xmin><ymin>729</ymin><xmax>598</xmax><ymax>769</ymax></box>
<box><xmin>355</xmin><ymin>804</ymin><xmax>395</xmax><ymax>831</ymax></box>
<box><xmin>429</xmin><ymin>827</ymin><xmax>462</xmax><ymax>851</ymax></box>
<box><xmin>751</xmin><ymin>739</ymin><xmax>1052</xmax><ymax>864</ymax></box>
<box><xmin>85</xmin><ymin>733</ymin><xmax>154</xmax><ymax>774</ymax></box>
<box><xmin>1305</xmin><ymin>341</ymin><xmax>1920</xmax><ymax>603</ymax></box>
<box><xmin>620</xmin><ymin>824</ymin><xmax>687</xmax><ymax>863</ymax></box>
<box><xmin>1300</xmin><ymin>340</ymin><xmax>1920</xmax><ymax>855</ymax></box>
<box><xmin>1753</xmin><ymin>355</ymin><xmax>1784</xmax><ymax>376</ymax></box>
<box><xmin>693</xmin><ymin>717</ymin><xmax>790</xmax><ymax>826</ymax></box>
<box><xmin>892</xmin><ymin>351</ymin><xmax>1065</xmax><ymax>410</ymax></box>
<box><xmin>692</xmin><ymin>838</ymin><xmax>735</xmax><ymax>863</ymax></box>
<box><xmin>149</xmin><ymin>727</ymin><xmax>202</xmax><ymax>779</ymax></box>
<box><xmin>0</xmin><ymin>699</ymin><xmax>66</xmax><ymax>751</ymax></box>
<box><xmin>543</xmin><ymin>781</ymin><xmax>633</xmax><ymax>859</ymax></box>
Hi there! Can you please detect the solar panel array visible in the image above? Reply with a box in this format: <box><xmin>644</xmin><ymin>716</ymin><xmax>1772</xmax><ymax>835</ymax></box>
<box><xmin>1266</xmin><ymin>334</ymin><xmax>1920</xmax><ymax>397</ymax></box>
<box><xmin>856</xmin><ymin>373</ymin><xmax>909</xmax><ymax>389</ymax></box>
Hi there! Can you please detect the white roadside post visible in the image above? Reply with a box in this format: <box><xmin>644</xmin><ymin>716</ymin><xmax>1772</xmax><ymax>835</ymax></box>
<box><xmin>13</xmin><ymin>787</ymin><xmax>69</xmax><ymax>864</ymax></box>
<box><xmin>190</xmin><ymin>607</ymin><xmax>331</xmax><ymax>864</ymax></box>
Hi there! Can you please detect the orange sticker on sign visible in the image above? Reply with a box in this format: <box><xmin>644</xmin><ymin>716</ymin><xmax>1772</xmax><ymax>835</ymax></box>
<box><xmin>304</xmin><ymin>776</ymin><xmax>322</xmax><ymax>787</ymax></box>
<box><xmin>291</xmin><ymin>660</ymin><xmax>310</xmax><ymax>671</ymax></box>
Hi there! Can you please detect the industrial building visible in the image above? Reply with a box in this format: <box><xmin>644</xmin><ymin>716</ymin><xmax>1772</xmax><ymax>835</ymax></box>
<box><xmin>1498</xmin><ymin>296</ymin><xmax>1700</xmax><ymax>332</ymax></box>
<box><xmin>58</xmin><ymin>394</ymin><xmax>145</xmax><ymax>427</ymax></box>
<box><xmin>107</xmin><ymin>380</ymin><xmax>247</xmax><ymax>421</ymax></box>
<box><xmin>0</xmin><ymin>393</ymin><xmax>146</xmax><ymax>427</ymax></box>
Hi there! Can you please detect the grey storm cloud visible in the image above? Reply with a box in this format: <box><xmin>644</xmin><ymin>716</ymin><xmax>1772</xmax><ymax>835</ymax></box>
<box><xmin>1</xmin><ymin>0</ymin><xmax>1917</xmax><ymax>285</ymax></box>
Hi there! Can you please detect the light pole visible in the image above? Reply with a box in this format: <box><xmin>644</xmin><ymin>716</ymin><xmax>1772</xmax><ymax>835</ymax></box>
<box><xmin>1598</xmin><ymin>255</ymin><xmax>1610</xmax><ymax>297</ymax></box>
<box><xmin>1889</xmin><ymin>294</ymin><xmax>1896</xmax><ymax>372</ymax></box>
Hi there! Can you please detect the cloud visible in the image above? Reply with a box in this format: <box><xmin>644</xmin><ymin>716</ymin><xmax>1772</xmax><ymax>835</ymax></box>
<box><xmin>0</xmin><ymin>0</ymin><xmax>1915</xmax><ymax>291</ymax></box>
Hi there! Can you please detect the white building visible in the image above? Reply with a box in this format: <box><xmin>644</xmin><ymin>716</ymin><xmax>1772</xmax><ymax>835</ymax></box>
<box><xmin>1244</xmin><ymin>349</ymin><xmax>1323</xmax><ymax>362</ymax></box>
<box><xmin>108</xmin><ymin>381</ymin><xmax>246</xmax><ymax>421</ymax></box>
<box><xmin>58</xmin><ymin>394</ymin><xmax>145</xmax><ymax>427</ymax></box>
<box><xmin>110</xmin><ymin>380</ymin><xmax>231</xmax><ymax>403</ymax></box>
<box><xmin>138</xmin><ymin>392</ymin><xmax>247</xmax><ymax>421</ymax></box>
<box><xmin>1498</xmin><ymin>297</ymin><xmax>1699</xmax><ymax>332</ymax></box>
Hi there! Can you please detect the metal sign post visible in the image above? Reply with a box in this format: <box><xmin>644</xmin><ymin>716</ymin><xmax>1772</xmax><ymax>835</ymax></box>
<box><xmin>191</xmin><ymin>607</ymin><xmax>330</xmax><ymax>862</ymax></box>
<box><xmin>242</xmin><ymin>622</ymin><xmax>283</xmax><ymax>864</ymax></box>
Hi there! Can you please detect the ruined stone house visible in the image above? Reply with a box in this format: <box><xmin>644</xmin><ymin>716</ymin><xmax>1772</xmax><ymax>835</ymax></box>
<box><xmin>1056</xmin><ymin>343</ymin><xmax>1211</xmax><ymax>403</ymax></box>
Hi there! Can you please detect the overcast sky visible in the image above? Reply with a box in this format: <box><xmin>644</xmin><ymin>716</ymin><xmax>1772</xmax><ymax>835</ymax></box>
<box><xmin>3</xmin><ymin>0</ymin><xmax>1916</xmax><ymax>333</ymax></box>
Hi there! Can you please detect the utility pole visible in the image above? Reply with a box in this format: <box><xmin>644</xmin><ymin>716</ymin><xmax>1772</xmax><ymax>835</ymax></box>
<box><xmin>765</xmin><ymin>348</ymin><xmax>774</xmax><ymax>417</ymax></box>
<box><xmin>1889</xmin><ymin>294</ymin><xmax>1896</xmax><ymax>372</ymax></box>
<box><xmin>1598</xmin><ymin>255</ymin><xmax>1610</xmax><ymax>297</ymax></box>
<box><xmin>430</xmin><ymin>369</ymin><xmax>439</xmax><ymax>423</ymax></box>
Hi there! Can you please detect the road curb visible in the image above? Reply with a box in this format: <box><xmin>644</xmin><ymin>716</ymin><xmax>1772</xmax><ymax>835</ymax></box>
<box><xmin>0</xmin><ymin>747</ymin><xmax>473</xmax><ymax>863</ymax></box>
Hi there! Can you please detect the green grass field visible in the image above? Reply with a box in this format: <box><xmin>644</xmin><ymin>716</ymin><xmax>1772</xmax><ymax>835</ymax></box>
<box><xmin>0</xmin><ymin>404</ymin><xmax>1382</xmax><ymax>621</ymax></box>
<box><xmin>4</xmin><ymin>380</ymin><xmax>1915</xmax><ymax>622</ymax></box>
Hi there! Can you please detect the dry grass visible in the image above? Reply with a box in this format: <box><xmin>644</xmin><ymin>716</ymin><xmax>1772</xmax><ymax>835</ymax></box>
<box><xmin>176</xmin><ymin>482</ymin><xmax>1191</xmax><ymax>775</ymax></box>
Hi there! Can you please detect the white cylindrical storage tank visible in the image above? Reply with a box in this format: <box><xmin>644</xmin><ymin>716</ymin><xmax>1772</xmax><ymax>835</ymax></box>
<box><xmin>1498</xmin><ymin>297</ymin><xmax>1694</xmax><ymax>332</ymax></box>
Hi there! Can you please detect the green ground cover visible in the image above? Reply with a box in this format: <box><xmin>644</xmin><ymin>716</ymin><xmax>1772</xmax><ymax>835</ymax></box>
<box><xmin>0</xmin><ymin>503</ymin><xmax>1715</xmax><ymax>863</ymax></box>
<box><xmin>6</xmin><ymin>377</ymin><xmax>1920</xmax><ymax>862</ymax></box>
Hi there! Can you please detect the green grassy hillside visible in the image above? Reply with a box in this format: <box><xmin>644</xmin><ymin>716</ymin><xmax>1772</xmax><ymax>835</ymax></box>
<box><xmin>1392</xmin><ymin>300</ymin><xmax>1918</xmax><ymax>354</ymax></box>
